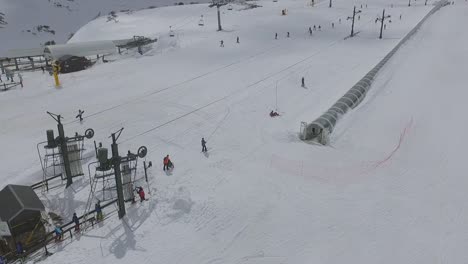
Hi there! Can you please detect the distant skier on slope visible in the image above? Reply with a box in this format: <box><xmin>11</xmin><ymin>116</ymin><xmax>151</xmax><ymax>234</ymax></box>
<box><xmin>201</xmin><ymin>137</ymin><xmax>207</xmax><ymax>152</ymax></box>
<box><xmin>270</xmin><ymin>110</ymin><xmax>280</xmax><ymax>117</ymax></box>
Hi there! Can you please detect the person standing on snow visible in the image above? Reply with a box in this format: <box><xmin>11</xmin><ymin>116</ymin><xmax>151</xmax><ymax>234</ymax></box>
<box><xmin>220</xmin><ymin>40</ymin><xmax>224</xmax><ymax>47</ymax></box>
<box><xmin>301</xmin><ymin>77</ymin><xmax>305</xmax><ymax>87</ymax></box>
<box><xmin>72</xmin><ymin>213</ymin><xmax>80</xmax><ymax>232</ymax></box>
<box><xmin>236</xmin><ymin>36</ymin><xmax>240</xmax><ymax>43</ymax></box>
<box><xmin>163</xmin><ymin>155</ymin><xmax>173</xmax><ymax>170</ymax></box>
<box><xmin>54</xmin><ymin>226</ymin><xmax>63</xmax><ymax>241</ymax></box>
<box><xmin>275</xmin><ymin>33</ymin><xmax>278</xmax><ymax>39</ymax></box>
<box><xmin>201</xmin><ymin>138</ymin><xmax>207</xmax><ymax>152</ymax></box>
<box><xmin>136</xmin><ymin>187</ymin><xmax>146</xmax><ymax>202</ymax></box>
<box><xmin>308</xmin><ymin>27</ymin><xmax>312</xmax><ymax>35</ymax></box>
<box><xmin>95</xmin><ymin>201</ymin><xmax>103</xmax><ymax>222</ymax></box>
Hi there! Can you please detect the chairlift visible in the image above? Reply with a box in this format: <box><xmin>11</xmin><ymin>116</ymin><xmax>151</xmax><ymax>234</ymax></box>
<box><xmin>169</xmin><ymin>26</ymin><xmax>175</xmax><ymax>37</ymax></box>
<box><xmin>228</xmin><ymin>4</ymin><xmax>233</xmax><ymax>10</ymax></box>
<box><xmin>198</xmin><ymin>15</ymin><xmax>205</xmax><ymax>26</ymax></box>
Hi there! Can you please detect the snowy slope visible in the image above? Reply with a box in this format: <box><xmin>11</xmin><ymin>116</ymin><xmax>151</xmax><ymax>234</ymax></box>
<box><xmin>0</xmin><ymin>0</ymin><xmax>210</xmax><ymax>55</ymax></box>
<box><xmin>2</xmin><ymin>0</ymin><xmax>467</xmax><ymax>263</ymax></box>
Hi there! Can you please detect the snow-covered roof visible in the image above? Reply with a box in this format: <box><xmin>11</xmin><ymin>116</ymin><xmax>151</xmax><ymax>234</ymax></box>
<box><xmin>44</xmin><ymin>40</ymin><xmax>117</xmax><ymax>60</ymax></box>
<box><xmin>0</xmin><ymin>48</ymin><xmax>44</xmax><ymax>60</ymax></box>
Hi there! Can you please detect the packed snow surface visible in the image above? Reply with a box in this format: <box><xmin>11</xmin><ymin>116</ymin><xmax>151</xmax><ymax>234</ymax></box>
<box><xmin>1</xmin><ymin>0</ymin><xmax>468</xmax><ymax>263</ymax></box>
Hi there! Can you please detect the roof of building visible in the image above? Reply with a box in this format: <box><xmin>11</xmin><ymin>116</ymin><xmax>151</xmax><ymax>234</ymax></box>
<box><xmin>0</xmin><ymin>48</ymin><xmax>45</xmax><ymax>60</ymax></box>
<box><xmin>43</xmin><ymin>40</ymin><xmax>117</xmax><ymax>60</ymax></box>
<box><xmin>0</xmin><ymin>185</ymin><xmax>45</xmax><ymax>223</ymax></box>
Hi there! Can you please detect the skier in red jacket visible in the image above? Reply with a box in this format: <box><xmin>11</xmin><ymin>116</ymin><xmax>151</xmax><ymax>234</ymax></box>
<box><xmin>136</xmin><ymin>187</ymin><xmax>146</xmax><ymax>202</ymax></box>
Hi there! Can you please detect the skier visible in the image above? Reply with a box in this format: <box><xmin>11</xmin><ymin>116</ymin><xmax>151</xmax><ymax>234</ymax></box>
<box><xmin>332</xmin><ymin>22</ymin><xmax>335</xmax><ymax>28</ymax></box>
<box><xmin>72</xmin><ymin>213</ymin><xmax>80</xmax><ymax>232</ymax></box>
<box><xmin>308</xmin><ymin>27</ymin><xmax>312</xmax><ymax>35</ymax></box>
<box><xmin>76</xmin><ymin>109</ymin><xmax>84</xmax><ymax>122</ymax></box>
<box><xmin>399</xmin><ymin>14</ymin><xmax>402</xmax><ymax>20</ymax></box>
<box><xmin>287</xmin><ymin>32</ymin><xmax>290</xmax><ymax>38</ymax></box>
<box><xmin>236</xmin><ymin>36</ymin><xmax>240</xmax><ymax>43</ymax></box>
<box><xmin>54</xmin><ymin>225</ymin><xmax>63</xmax><ymax>242</ymax></box>
<box><xmin>163</xmin><ymin>155</ymin><xmax>173</xmax><ymax>170</ymax></box>
<box><xmin>318</xmin><ymin>25</ymin><xmax>321</xmax><ymax>31</ymax></box>
<box><xmin>220</xmin><ymin>40</ymin><xmax>224</xmax><ymax>47</ymax></box>
<box><xmin>136</xmin><ymin>187</ymin><xmax>146</xmax><ymax>202</ymax></box>
<box><xmin>201</xmin><ymin>137</ymin><xmax>207</xmax><ymax>152</ymax></box>
<box><xmin>313</xmin><ymin>25</ymin><xmax>316</xmax><ymax>31</ymax></box>
<box><xmin>301</xmin><ymin>77</ymin><xmax>305</xmax><ymax>87</ymax></box>
<box><xmin>275</xmin><ymin>33</ymin><xmax>278</xmax><ymax>39</ymax></box>
<box><xmin>270</xmin><ymin>110</ymin><xmax>280</xmax><ymax>117</ymax></box>
<box><xmin>95</xmin><ymin>201</ymin><xmax>103</xmax><ymax>222</ymax></box>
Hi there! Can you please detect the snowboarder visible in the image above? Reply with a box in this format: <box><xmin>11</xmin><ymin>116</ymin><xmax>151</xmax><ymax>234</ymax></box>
<box><xmin>287</xmin><ymin>32</ymin><xmax>290</xmax><ymax>38</ymax></box>
<box><xmin>136</xmin><ymin>187</ymin><xmax>146</xmax><ymax>202</ymax></box>
<box><xmin>308</xmin><ymin>27</ymin><xmax>312</xmax><ymax>35</ymax></box>
<box><xmin>95</xmin><ymin>201</ymin><xmax>103</xmax><ymax>222</ymax></box>
<box><xmin>54</xmin><ymin>226</ymin><xmax>63</xmax><ymax>242</ymax></box>
<box><xmin>270</xmin><ymin>110</ymin><xmax>280</xmax><ymax>117</ymax></box>
<box><xmin>301</xmin><ymin>77</ymin><xmax>305</xmax><ymax>87</ymax></box>
<box><xmin>76</xmin><ymin>109</ymin><xmax>84</xmax><ymax>122</ymax></box>
<box><xmin>220</xmin><ymin>40</ymin><xmax>224</xmax><ymax>47</ymax></box>
<box><xmin>275</xmin><ymin>33</ymin><xmax>278</xmax><ymax>39</ymax></box>
<box><xmin>236</xmin><ymin>36</ymin><xmax>240</xmax><ymax>43</ymax></box>
<box><xmin>201</xmin><ymin>137</ymin><xmax>207</xmax><ymax>152</ymax></box>
<box><xmin>72</xmin><ymin>213</ymin><xmax>80</xmax><ymax>232</ymax></box>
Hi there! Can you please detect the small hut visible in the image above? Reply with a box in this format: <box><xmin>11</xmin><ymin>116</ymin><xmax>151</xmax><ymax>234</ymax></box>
<box><xmin>0</xmin><ymin>185</ymin><xmax>45</xmax><ymax>252</ymax></box>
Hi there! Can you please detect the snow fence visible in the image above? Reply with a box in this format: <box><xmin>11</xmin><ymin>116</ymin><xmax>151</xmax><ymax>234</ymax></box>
<box><xmin>302</xmin><ymin>0</ymin><xmax>449</xmax><ymax>145</ymax></box>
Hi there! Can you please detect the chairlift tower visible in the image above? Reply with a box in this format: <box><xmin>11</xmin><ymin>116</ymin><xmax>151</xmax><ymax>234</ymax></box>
<box><xmin>347</xmin><ymin>6</ymin><xmax>362</xmax><ymax>37</ymax></box>
<box><xmin>37</xmin><ymin>112</ymin><xmax>94</xmax><ymax>191</ymax></box>
<box><xmin>84</xmin><ymin>128</ymin><xmax>148</xmax><ymax>220</ymax></box>
<box><xmin>375</xmin><ymin>9</ymin><xmax>391</xmax><ymax>39</ymax></box>
<box><xmin>209</xmin><ymin>0</ymin><xmax>229</xmax><ymax>31</ymax></box>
